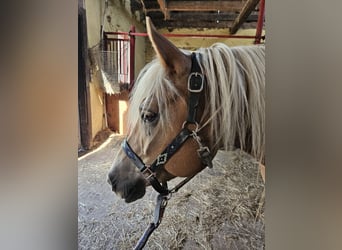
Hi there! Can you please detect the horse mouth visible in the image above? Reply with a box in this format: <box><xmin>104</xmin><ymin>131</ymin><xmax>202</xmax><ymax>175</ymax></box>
<box><xmin>108</xmin><ymin>176</ymin><xmax>146</xmax><ymax>203</ymax></box>
<box><xmin>122</xmin><ymin>187</ymin><xmax>146</xmax><ymax>203</ymax></box>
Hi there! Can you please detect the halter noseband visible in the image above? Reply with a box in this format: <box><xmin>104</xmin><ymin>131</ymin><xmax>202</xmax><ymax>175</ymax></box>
<box><xmin>122</xmin><ymin>52</ymin><xmax>213</xmax><ymax>195</ymax></box>
<box><xmin>121</xmin><ymin>53</ymin><xmax>213</xmax><ymax>249</ymax></box>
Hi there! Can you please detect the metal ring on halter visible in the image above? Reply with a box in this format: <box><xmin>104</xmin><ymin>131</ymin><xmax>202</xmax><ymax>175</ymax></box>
<box><xmin>182</xmin><ymin>121</ymin><xmax>199</xmax><ymax>132</ymax></box>
<box><xmin>141</xmin><ymin>165</ymin><xmax>156</xmax><ymax>180</ymax></box>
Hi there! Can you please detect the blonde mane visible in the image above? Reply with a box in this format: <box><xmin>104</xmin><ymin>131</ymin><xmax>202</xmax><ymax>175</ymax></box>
<box><xmin>128</xmin><ymin>43</ymin><xmax>265</xmax><ymax>161</ymax></box>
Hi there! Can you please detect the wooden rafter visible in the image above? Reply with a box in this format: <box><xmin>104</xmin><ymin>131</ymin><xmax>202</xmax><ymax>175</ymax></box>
<box><xmin>167</xmin><ymin>1</ymin><xmax>244</xmax><ymax>12</ymax></box>
<box><xmin>157</xmin><ymin>0</ymin><xmax>170</xmax><ymax>19</ymax></box>
<box><xmin>172</xmin><ymin>12</ymin><xmax>258</xmax><ymax>21</ymax></box>
<box><xmin>155</xmin><ymin>0</ymin><xmax>246</xmax><ymax>20</ymax></box>
<box><xmin>229</xmin><ymin>0</ymin><xmax>260</xmax><ymax>34</ymax></box>
<box><xmin>153</xmin><ymin>20</ymin><xmax>235</xmax><ymax>29</ymax></box>
<box><xmin>141</xmin><ymin>0</ymin><xmax>261</xmax><ymax>29</ymax></box>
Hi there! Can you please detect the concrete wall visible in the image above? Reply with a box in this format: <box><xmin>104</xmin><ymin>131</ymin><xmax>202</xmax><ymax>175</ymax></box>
<box><xmin>84</xmin><ymin>0</ymin><xmax>106</xmax><ymax>146</ymax></box>
<box><xmin>85</xmin><ymin>0</ymin><xmax>102</xmax><ymax>48</ymax></box>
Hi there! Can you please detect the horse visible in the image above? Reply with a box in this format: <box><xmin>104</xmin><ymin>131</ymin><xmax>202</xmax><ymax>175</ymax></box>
<box><xmin>108</xmin><ymin>17</ymin><xmax>265</xmax><ymax>203</ymax></box>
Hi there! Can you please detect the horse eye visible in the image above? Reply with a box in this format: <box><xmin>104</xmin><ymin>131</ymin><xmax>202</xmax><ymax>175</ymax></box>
<box><xmin>141</xmin><ymin>111</ymin><xmax>158</xmax><ymax>124</ymax></box>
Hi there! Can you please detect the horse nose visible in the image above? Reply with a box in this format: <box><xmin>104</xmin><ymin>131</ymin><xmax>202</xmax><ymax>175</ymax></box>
<box><xmin>107</xmin><ymin>166</ymin><xmax>147</xmax><ymax>202</ymax></box>
<box><xmin>107</xmin><ymin>171</ymin><xmax>117</xmax><ymax>191</ymax></box>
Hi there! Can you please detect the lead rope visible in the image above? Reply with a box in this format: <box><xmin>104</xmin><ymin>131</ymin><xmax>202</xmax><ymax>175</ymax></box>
<box><xmin>134</xmin><ymin>193</ymin><xmax>169</xmax><ymax>250</ymax></box>
<box><xmin>133</xmin><ymin>174</ymin><xmax>197</xmax><ymax>250</ymax></box>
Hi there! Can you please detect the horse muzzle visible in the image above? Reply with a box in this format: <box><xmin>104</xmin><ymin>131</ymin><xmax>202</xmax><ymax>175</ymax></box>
<box><xmin>107</xmin><ymin>161</ymin><xmax>147</xmax><ymax>203</ymax></box>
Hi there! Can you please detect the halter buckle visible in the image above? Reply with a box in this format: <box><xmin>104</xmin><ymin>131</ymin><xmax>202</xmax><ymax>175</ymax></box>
<box><xmin>188</xmin><ymin>72</ymin><xmax>204</xmax><ymax>93</ymax></box>
<box><xmin>182</xmin><ymin>121</ymin><xmax>199</xmax><ymax>132</ymax></box>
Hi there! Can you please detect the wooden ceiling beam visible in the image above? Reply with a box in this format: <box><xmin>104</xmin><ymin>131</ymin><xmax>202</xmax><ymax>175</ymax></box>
<box><xmin>229</xmin><ymin>0</ymin><xmax>260</xmax><ymax>34</ymax></box>
<box><xmin>166</xmin><ymin>1</ymin><xmax>244</xmax><ymax>12</ymax></box>
<box><xmin>156</xmin><ymin>20</ymin><xmax>235</xmax><ymax>29</ymax></box>
<box><xmin>169</xmin><ymin>12</ymin><xmax>259</xmax><ymax>22</ymax></box>
<box><xmin>149</xmin><ymin>20</ymin><xmax>258</xmax><ymax>29</ymax></box>
<box><xmin>157</xmin><ymin>0</ymin><xmax>170</xmax><ymax>19</ymax></box>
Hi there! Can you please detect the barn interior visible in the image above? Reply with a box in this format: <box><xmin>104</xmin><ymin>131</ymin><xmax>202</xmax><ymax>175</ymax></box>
<box><xmin>78</xmin><ymin>0</ymin><xmax>265</xmax><ymax>151</ymax></box>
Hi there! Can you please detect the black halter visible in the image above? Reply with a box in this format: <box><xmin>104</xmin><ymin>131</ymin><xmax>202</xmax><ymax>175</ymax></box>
<box><xmin>122</xmin><ymin>53</ymin><xmax>213</xmax><ymax>249</ymax></box>
<box><xmin>122</xmin><ymin>52</ymin><xmax>212</xmax><ymax>194</ymax></box>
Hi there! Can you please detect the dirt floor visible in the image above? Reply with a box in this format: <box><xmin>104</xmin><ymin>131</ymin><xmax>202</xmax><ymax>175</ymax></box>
<box><xmin>78</xmin><ymin>132</ymin><xmax>265</xmax><ymax>250</ymax></box>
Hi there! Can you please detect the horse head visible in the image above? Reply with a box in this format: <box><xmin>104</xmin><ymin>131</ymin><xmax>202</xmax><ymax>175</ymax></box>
<box><xmin>108</xmin><ymin>17</ymin><xmax>265</xmax><ymax>203</ymax></box>
<box><xmin>108</xmin><ymin>17</ymin><xmax>213</xmax><ymax>202</ymax></box>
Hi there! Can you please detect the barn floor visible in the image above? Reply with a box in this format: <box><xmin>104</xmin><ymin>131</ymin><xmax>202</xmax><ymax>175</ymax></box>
<box><xmin>78</xmin><ymin>133</ymin><xmax>265</xmax><ymax>250</ymax></box>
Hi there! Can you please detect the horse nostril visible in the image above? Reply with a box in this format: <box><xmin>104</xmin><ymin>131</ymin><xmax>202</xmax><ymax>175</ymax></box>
<box><xmin>107</xmin><ymin>172</ymin><xmax>117</xmax><ymax>190</ymax></box>
<box><xmin>123</xmin><ymin>177</ymin><xmax>146</xmax><ymax>203</ymax></box>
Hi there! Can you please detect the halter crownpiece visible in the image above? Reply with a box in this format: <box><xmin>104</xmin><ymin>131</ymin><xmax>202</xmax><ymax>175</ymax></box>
<box><xmin>122</xmin><ymin>52</ymin><xmax>213</xmax><ymax>249</ymax></box>
<box><xmin>186</xmin><ymin>53</ymin><xmax>204</xmax><ymax>124</ymax></box>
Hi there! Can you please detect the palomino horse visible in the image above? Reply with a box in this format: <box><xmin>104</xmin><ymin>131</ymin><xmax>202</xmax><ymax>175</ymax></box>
<box><xmin>108</xmin><ymin>17</ymin><xmax>265</xmax><ymax>203</ymax></box>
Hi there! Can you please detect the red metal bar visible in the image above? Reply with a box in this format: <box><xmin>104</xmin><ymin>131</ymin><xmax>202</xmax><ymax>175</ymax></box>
<box><xmin>105</xmin><ymin>31</ymin><xmax>259</xmax><ymax>39</ymax></box>
<box><xmin>254</xmin><ymin>0</ymin><xmax>265</xmax><ymax>44</ymax></box>
<box><xmin>129</xmin><ymin>25</ymin><xmax>136</xmax><ymax>90</ymax></box>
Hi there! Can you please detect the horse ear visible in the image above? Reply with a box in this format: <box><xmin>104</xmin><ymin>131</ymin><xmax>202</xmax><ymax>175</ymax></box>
<box><xmin>146</xmin><ymin>16</ymin><xmax>190</xmax><ymax>75</ymax></box>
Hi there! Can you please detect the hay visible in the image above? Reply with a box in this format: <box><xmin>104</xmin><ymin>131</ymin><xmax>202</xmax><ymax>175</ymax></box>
<box><xmin>78</xmin><ymin>135</ymin><xmax>264</xmax><ymax>249</ymax></box>
<box><xmin>114</xmin><ymin>150</ymin><xmax>264</xmax><ymax>249</ymax></box>
<box><xmin>146</xmin><ymin>150</ymin><xmax>265</xmax><ymax>249</ymax></box>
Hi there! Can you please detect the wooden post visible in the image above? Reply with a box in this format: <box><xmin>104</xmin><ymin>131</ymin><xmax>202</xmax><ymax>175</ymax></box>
<box><xmin>78</xmin><ymin>6</ymin><xmax>92</xmax><ymax>149</ymax></box>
